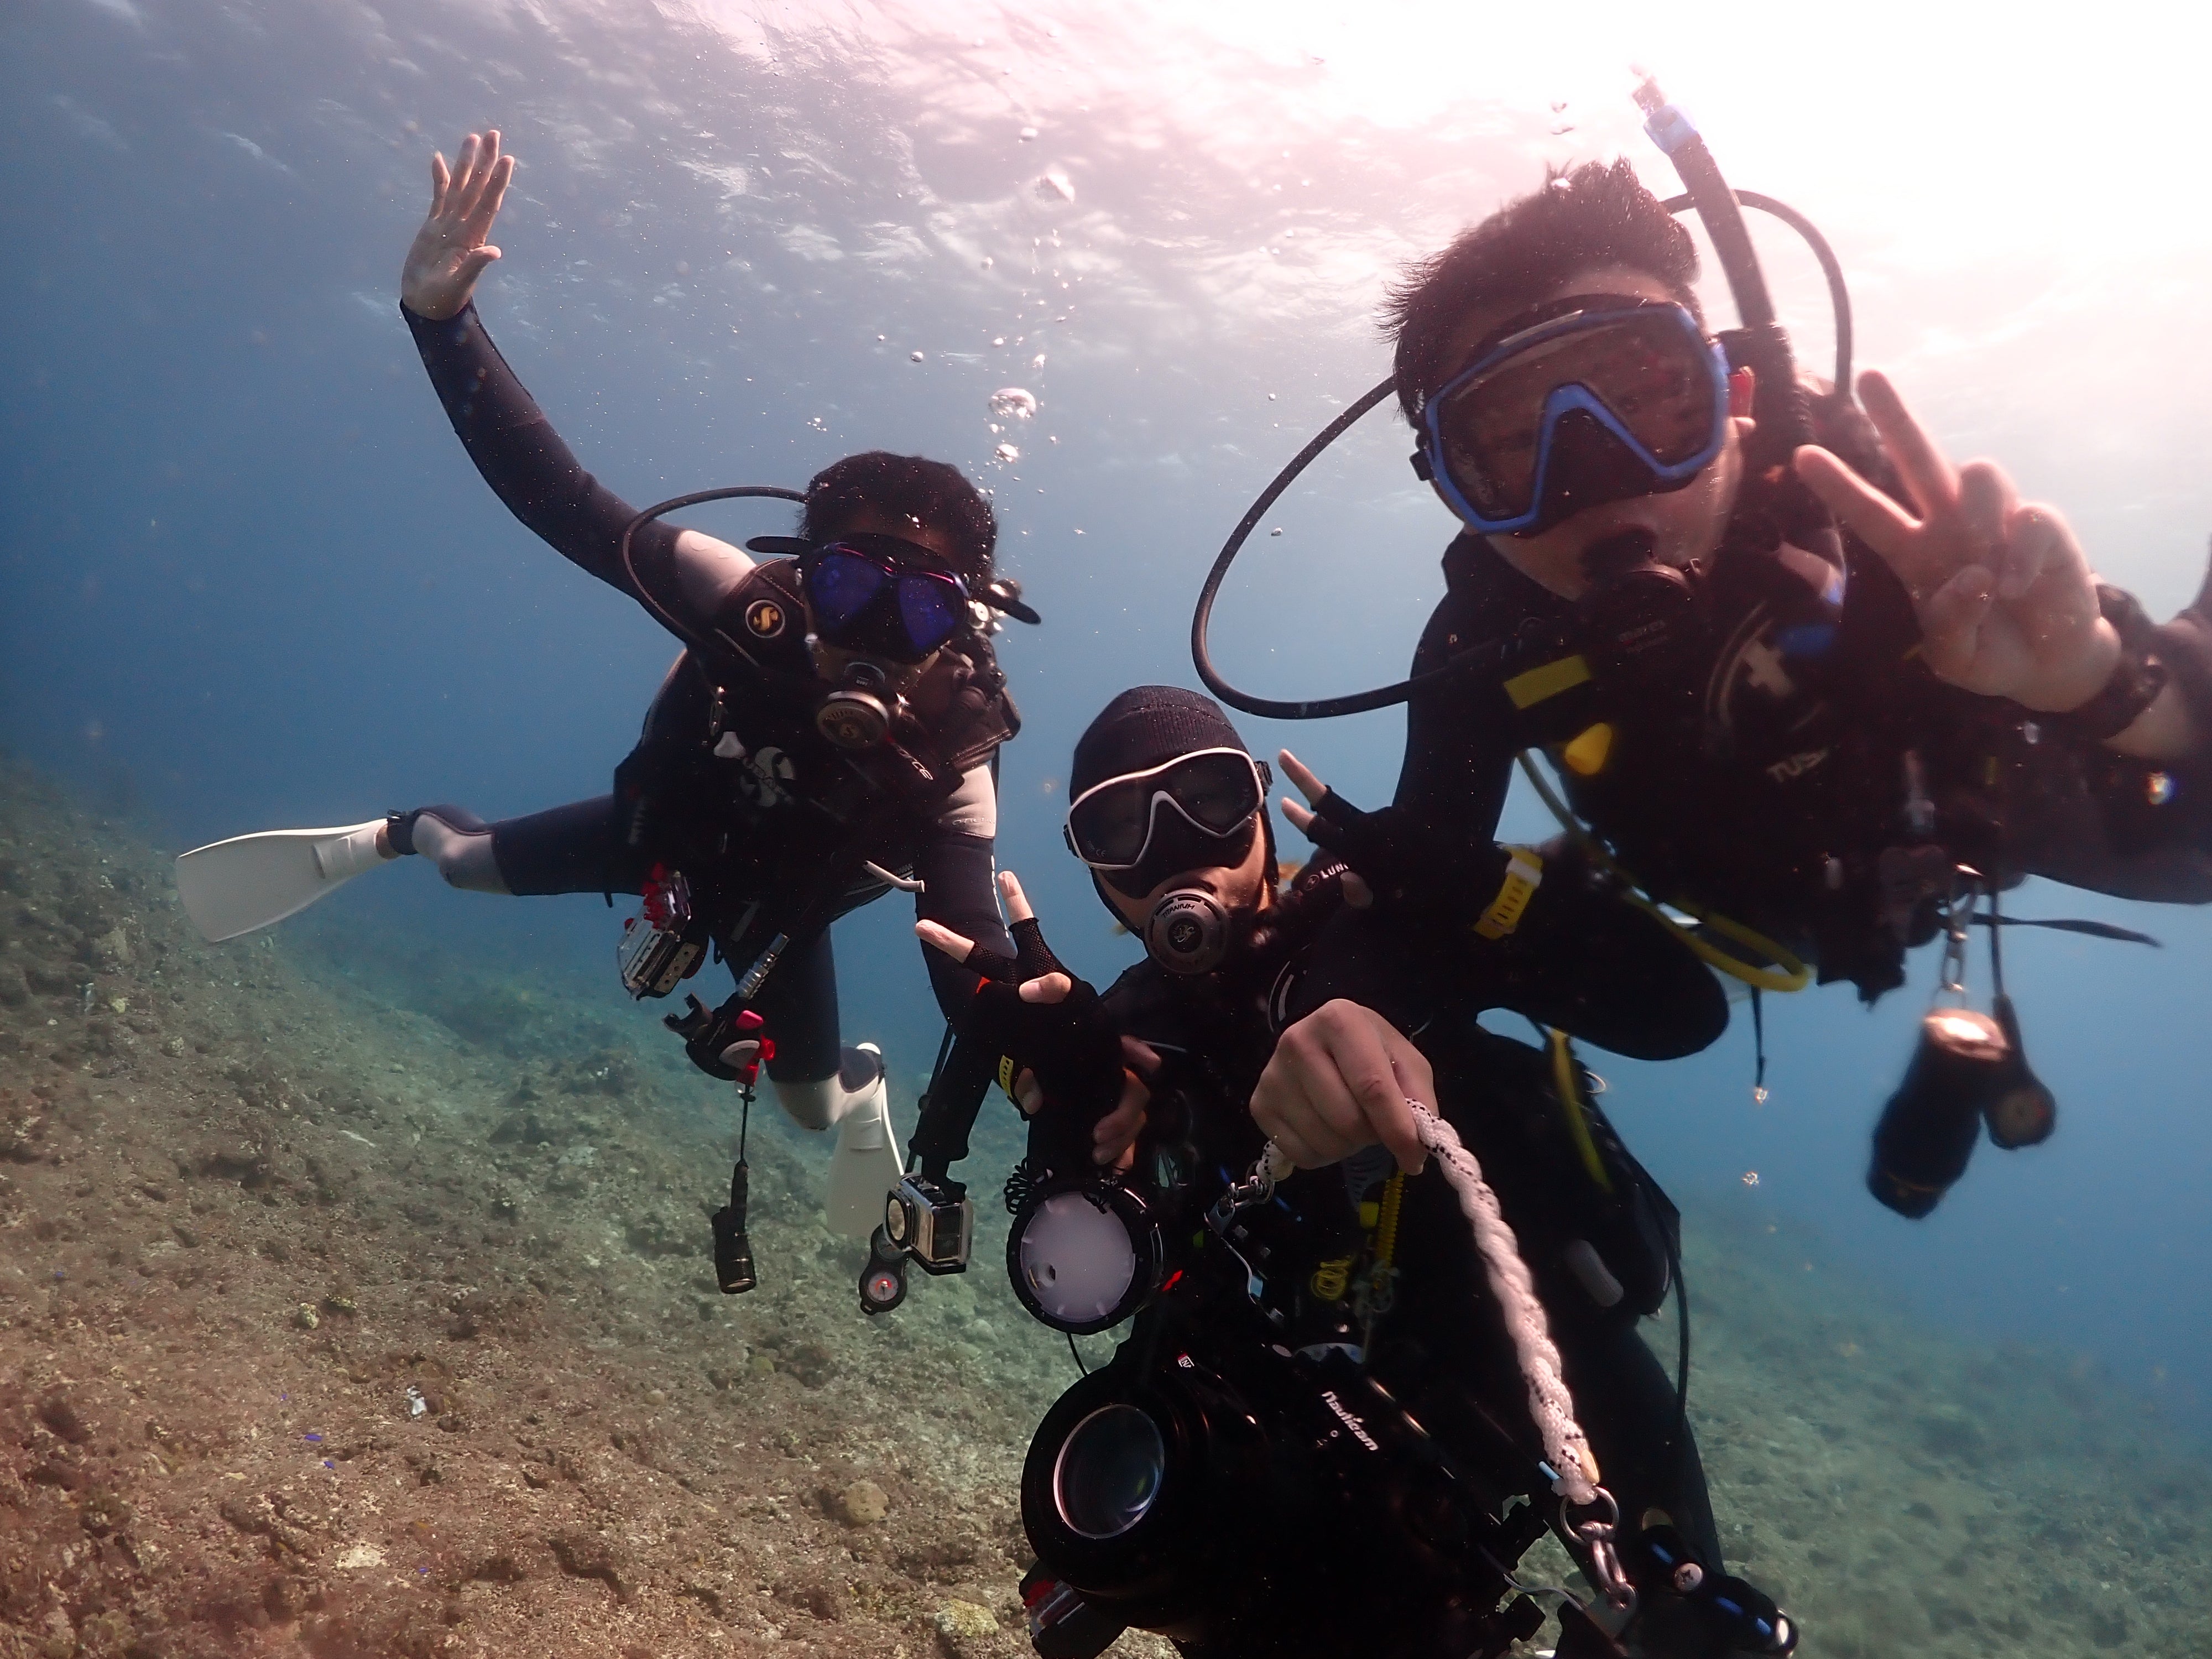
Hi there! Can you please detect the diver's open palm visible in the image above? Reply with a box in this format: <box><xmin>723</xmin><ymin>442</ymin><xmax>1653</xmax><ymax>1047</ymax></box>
<box><xmin>1794</xmin><ymin>371</ymin><xmax>2115</xmax><ymax>713</ymax></box>
<box><xmin>401</xmin><ymin>129</ymin><xmax>517</xmax><ymax>321</ymax></box>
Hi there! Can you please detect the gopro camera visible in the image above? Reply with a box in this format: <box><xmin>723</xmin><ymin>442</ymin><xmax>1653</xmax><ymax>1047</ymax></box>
<box><xmin>616</xmin><ymin>867</ymin><xmax>704</xmax><ymax>999</ymax></box>
<box><xmin>885</xmin><ymin>1174</ymin><xmax>974</xmax><ymax>1275</ymax></box>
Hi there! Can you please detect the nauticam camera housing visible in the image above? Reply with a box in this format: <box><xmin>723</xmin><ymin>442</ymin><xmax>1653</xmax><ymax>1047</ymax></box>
<box><xmin>885</xmin><ymin>1174</ymin><xmax>974</xmax><ymax>1275</ymax></box>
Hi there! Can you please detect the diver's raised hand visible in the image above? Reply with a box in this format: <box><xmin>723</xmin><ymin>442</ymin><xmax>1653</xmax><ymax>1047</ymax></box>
<box><xmin>401</xmin><ymin>129</ymin><xmax>517</xmax><ymax>321</ymax></box>
<box><xmin>1793</xmin><ymin>370</ymin><xmax>2116</xmax><ymax>714</ymax></box>
<box><xmin>919</xmin><ymin>872</ymin><xmax>1142</xmax><ymax>1168</ymax></box>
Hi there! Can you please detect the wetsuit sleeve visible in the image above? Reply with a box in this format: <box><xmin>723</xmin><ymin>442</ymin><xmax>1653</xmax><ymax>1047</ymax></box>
<box><xmin>1289</xmin><ymin>860</ymin><xmax>1725</xmax><ymax>1063</ymax></box>
<box><xmin>1428</xmin><ymin>839</ymin><xmax>1729</xmax><ymax>1060</ymax></box>
<box><xmin>1974</xmin><ymin>566</ymin><xmax>2212</xmax><ymax>904</ymax></box>
<box><xmin>1393</xmin><ymin>587</ymin><xmax>1520</xmax><ymax>841</ymax></box>
<box><xmin>400</xmin><ymin>301</ymin><xmax>750</xmax><ymax>634</ymax></box>
<box><xmin>913</xmin><ymin>764</ymin><xmax>1015</xmax><ymax>1024</ymax></box>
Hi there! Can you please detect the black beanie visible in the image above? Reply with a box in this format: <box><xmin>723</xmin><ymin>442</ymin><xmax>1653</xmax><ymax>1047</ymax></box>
<box><xmin>1071</xmin><ymin>686</ymin><xmax>1250</xmax><ymax>797</ymax></box>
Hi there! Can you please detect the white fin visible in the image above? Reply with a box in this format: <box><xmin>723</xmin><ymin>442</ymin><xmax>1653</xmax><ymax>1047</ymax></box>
<box><xmin>825</xmin><ymin>1047</ymin><xmax>902</xmax><ymax>1239</ymax></box>
<box><xmin>174</xmin><ymin>820</ymin><xmax>392</xmax><ymax>942</ymax></box>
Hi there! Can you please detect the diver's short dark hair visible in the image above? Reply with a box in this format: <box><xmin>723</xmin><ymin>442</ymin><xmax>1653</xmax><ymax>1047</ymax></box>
<box><xmin>1385</xmin><ymin>159</ymin><xmax>1701</xmax><ymax>424</ymax></box>
<box><xmin>801</xmin><ymin>451</ymin><xmax>997</xmax><ymax>581</ymax></box>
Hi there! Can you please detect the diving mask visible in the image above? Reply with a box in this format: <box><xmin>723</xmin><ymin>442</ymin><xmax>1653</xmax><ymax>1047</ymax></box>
<box><xmin>1418</xmin><ymin>299</ymin><xmax>1731</xmax><ymax>538</ymax></box>
<box><xmin>1063</xmin><ymin>748</ymin><xmax>1270</xmax><ymax>880</ymax></box>
<box><xmin>800</xmin><ymin>534</ymin><xmax>970</xmax><ymax>664</ymax></box>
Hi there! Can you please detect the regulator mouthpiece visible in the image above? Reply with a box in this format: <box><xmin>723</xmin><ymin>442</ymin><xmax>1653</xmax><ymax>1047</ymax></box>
<box><xmin>816</xmin><ymin>658</ymin><xmax>900</xmax><ymax>750</ymax></box>
<box><xmin>1144</xmin><ymin>888</ymin><xmax>1233</xmax><ymax>975</ymax></box>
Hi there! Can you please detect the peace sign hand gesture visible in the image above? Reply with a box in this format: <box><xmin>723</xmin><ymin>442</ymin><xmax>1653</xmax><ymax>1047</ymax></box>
<box><xmin>1792</xmin><ymin>370</ymin><xmax>2118</xmax><ymax>714</ymax></box>
<box><xmin>919</xmin><ymin>873</ymin><xmax>1149</xmax><ymax>1170</ymax></box>
<box><xmin>400</xmin><ymin>129</ymin><xmax>517</xmax><ymax>321</ymax></box>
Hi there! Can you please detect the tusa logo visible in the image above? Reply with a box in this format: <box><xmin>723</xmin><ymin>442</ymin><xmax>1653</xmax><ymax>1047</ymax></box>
<box><xmin>1319</xmin><ymin>1390</ymin><xmax>1380</xmax><ymax>1452</ymax></box>
<box><xmin>1765</xmin><ymin>748</ymin><xmax>1830</xmax><ymax>785</ymax></box>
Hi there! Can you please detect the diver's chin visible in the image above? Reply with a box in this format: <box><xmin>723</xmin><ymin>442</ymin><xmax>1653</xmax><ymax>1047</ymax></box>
<box><xmin>1497</xmin><ymin>499</ymin><xmax>1707</xmax><ymax>600</ymax></box>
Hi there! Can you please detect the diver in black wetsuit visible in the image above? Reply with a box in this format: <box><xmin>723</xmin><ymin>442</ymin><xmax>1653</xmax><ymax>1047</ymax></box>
<box><xmin>1238</xmin><ymin>157</ymin><xmax>2212</xmax><ymax>1223</ymax></box>
<box><xmin>1369</xmin><ymin>159</ymin><xmax>2212</xmax><ymax>1004</ymax></box>
<box><xmin>917</xmin><ymin>688</ymin><xmax>1786</xmax><ymax>1658</ymax></box>
<box><xmin>383</xmin><ymin>129</ymin><xmax>1026</xmax><ymax>1235</ymax></box>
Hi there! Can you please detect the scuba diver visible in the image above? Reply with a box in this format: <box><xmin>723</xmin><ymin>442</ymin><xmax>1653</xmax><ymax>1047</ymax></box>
<box><xmin>175</xmin><ymin>131</ymin><xmax>1031</xmax><ymax>1256</ymax></box>
<box><xmin>1194</xmin><ymin>79</ymin><xmax>2212</xmax><ymax>1215</ymax></box>
<box><xmin>910</xmin><ymin>686</ymin><xmax>1792</xmax><ymax>1658</ymax></box>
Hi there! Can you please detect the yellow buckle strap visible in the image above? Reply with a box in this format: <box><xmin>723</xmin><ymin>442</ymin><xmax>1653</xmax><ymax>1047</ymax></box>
<box><xmin>1474</xmin><ymin>847</ymin><xmax>1544</xmax><ymax>940</ymax></box>
<box><xmin>1503</xmin><ymin>654</ymin><xmax>1593</xmax><ymax>710</ymax></box>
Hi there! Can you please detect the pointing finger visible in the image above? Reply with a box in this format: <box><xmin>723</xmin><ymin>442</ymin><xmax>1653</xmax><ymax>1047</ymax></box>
<box><xmin>1794</xmin><ymin>445</ymin><xmax>1917</xmax><ymax>554</ymax></box>
<box><xmin>914</xmin><ymin>919</ymin><xmax>979</xmax><ymax>962</ymax></box>
<box><xmin>1279</xmin><ymin>749</ymin><xmax>1328</xmax><ymax>808</ymax></box>
<box><xmin>998</xmin><ymin>869</ymin><xmax>1036</xmax><ymax>925</ymax></box>
<box><xmin>1856</xmin><ymin>370</ymin><xmax>1959</xmax><ymax>521</ymax></box>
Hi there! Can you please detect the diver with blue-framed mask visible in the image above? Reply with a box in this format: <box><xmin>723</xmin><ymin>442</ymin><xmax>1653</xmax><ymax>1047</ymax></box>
<box><xmin>1197</xmin><ymin>78</ymin><xmax>2212</xmax><ymax>1216</ymax></box>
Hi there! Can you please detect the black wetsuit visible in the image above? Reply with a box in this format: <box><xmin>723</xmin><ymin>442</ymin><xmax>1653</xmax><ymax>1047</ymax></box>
<box><xmin>402</xmin><ymin>301</ymin><xmax>1016</xmax><ymax>1079</ymax></box>
<box><xmin>1040</xmin><ymin>865</ymin><xmax>1727</xmax><ymax>1656</ymax></box>
<box><xmin>1396</xmin><ymin>486</ymin><xmax>2212</xmax><ymax>1008</ymax></box>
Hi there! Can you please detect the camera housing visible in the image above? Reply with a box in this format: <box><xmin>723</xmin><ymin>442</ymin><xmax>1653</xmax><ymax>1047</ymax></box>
<box><xmin>616</xmin><ymin>912</ymin><xmax>704</xmax><ymax>998</ymax></box>
<box><xmin>1020</xmin><ymin>1321</ymin><xmax>1548</xmax><ymax>1657</ymax></box>
<box><xmin>885</xmin><ymin>1174</ymin><xmax>973</xmax><ymax>1275</ymax></box>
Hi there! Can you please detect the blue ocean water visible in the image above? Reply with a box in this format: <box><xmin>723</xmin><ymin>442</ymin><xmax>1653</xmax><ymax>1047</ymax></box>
<box><xmin>6</xmin><ymin>0</ymin><xmax>2210</xmax><ymax>1550</ymax></box>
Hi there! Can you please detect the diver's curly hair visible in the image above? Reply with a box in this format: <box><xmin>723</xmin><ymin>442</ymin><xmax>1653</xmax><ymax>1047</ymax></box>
<box><xmin>1384</xmin><ymin>159</ymin><xmax>1701</xmax><ymax>425</ymax></box>
<box><xmin>801</xmin><ymin>451</ymin><xmax>997</xmax><ymax>582</ymax></box>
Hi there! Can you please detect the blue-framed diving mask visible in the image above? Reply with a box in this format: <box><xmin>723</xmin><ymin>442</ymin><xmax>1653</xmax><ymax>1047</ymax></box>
<box><xmin>1416</xmin><ymin>298</ymin><xmax>1733</xmax><ymax>539</ymax></box>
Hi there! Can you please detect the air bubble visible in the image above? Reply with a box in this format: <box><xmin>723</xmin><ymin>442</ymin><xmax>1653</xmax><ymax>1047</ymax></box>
<box><xmin>910</xmin><ymin>350</ymin><xmax>925</xmax><ymax>362</ymax></box>
<box><xmin>994</xmin><ymin>442</ymin><xmax>1020</xmax><ymax>463</ymax></box>
<box><xmin>1037</xmin><ymin>169</ymin><xmax>1075</xmax><ymax>204</ymax></box>
<box><xmin>1019</xmin><ymin>127</ymin><xmax>1039</xmax><ymax>142</ymax></box>
<box><xmin>989</xmin><ymin>387</ymin><xmax>1038</xmax><ymax>420</ymax></box>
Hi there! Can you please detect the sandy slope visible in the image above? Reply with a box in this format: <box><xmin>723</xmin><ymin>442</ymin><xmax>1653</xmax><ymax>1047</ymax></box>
<box><xmin>2</xmin><ymin>754</ymin><xmax>2206</xmax><ymax>1658</ymax></box>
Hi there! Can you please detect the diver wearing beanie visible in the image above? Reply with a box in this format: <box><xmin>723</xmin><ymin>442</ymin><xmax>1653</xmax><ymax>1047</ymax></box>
<box><xmin>920</xmin><ymin>687</ymin><xmax>1790</xmax><ymax>1658</ymax></box>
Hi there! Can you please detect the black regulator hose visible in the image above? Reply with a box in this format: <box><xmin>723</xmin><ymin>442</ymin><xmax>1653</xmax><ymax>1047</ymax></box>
<box><xmin>618</xmin><ymin>484</ymin><xmax>810</xmax><ymax>659</ymax></box>
<box><xmin>1661</xmin><ymin>190</ymin><xmax>1854</xmax><ymax>397</ymax></box>
<box><xmin>1191</xmin><ymin>80</ymin><xmax>1859</xmax><ymax>723</ymax></box>
<box><xmin>1191</xmin><ymin>377</ymin><xmax>1516</xmax><ymax>721</ymax></box>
